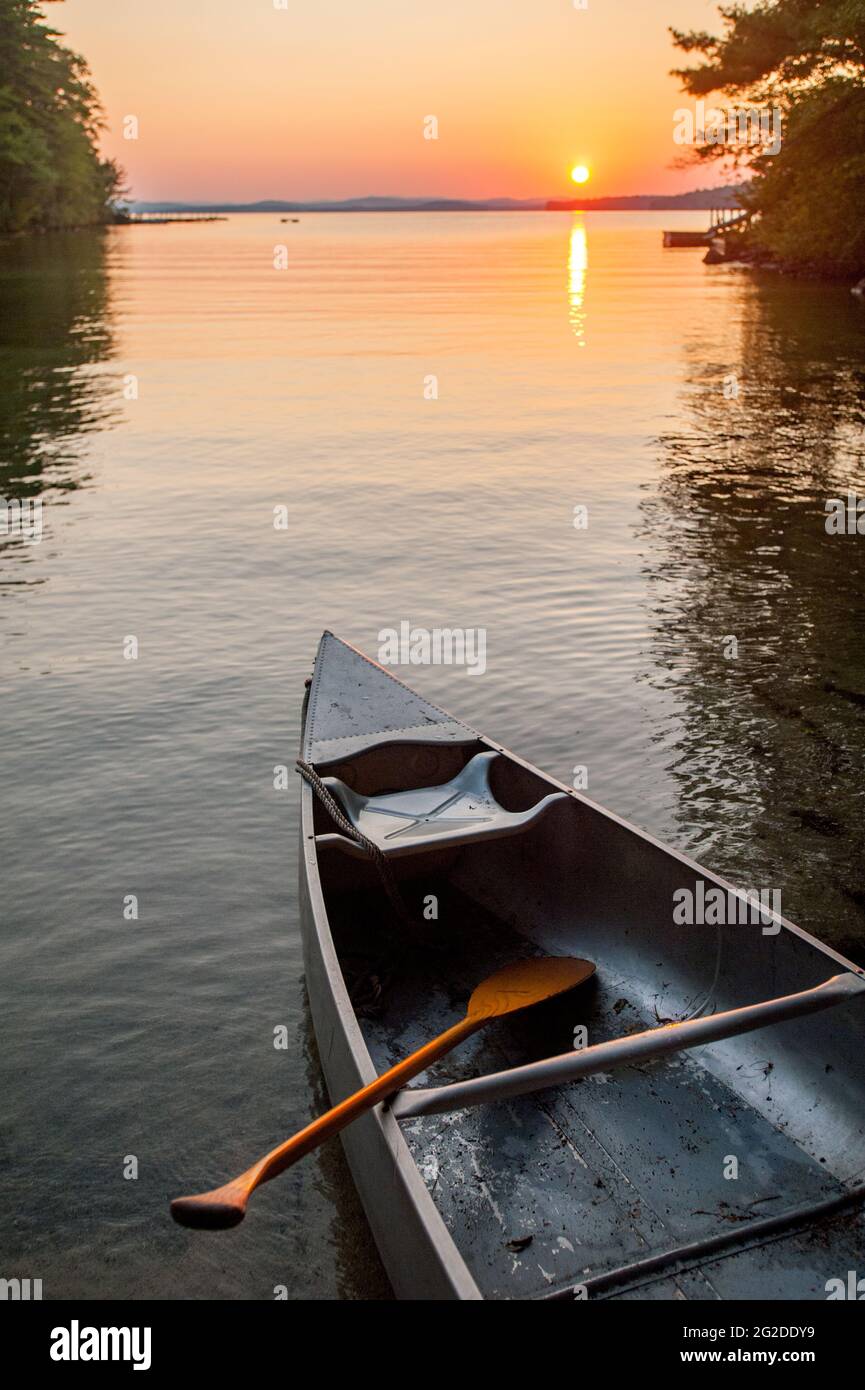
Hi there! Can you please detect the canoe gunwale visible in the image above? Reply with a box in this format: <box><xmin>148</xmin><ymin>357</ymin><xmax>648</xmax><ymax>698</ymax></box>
<box><xmin>299</xmin><ymin>774</ymin><xmax>484</xmax><ymax>1300</ymax></box>
<box><xmin>492</xmin><ymin>740</ymin><xmax>865</xmax><ymax>982</ymax></box>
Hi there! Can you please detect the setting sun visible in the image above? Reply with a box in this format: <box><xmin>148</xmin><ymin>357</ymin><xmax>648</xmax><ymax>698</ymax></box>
<box><xmin>570</xmin><ymin>164</ymin><xmax>591</xmax><ymax>185</ymax></box>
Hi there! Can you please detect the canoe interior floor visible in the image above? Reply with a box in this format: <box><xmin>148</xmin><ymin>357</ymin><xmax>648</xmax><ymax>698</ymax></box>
<box><xmin>328</xmin><ymin>879</ymin><xmax>865</xmax><ymax>1300</ymax></box>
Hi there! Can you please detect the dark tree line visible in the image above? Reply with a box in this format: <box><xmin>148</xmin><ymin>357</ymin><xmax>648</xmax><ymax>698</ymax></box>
<box><xmin>0</xmin><ymin>0</ymin><xmax>123</xmax><ymax>233</ymax></box>
<box><xmin>672</xmin><ymin>1</ymin><xmax>865</xmax><ymax>277</ymax></box>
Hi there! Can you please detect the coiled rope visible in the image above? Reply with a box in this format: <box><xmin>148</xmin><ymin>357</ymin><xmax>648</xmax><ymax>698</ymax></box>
<box><xmin>295</xmin><ymin>758</ymin><xmax>418</xmax><ymax>933</ymax></box>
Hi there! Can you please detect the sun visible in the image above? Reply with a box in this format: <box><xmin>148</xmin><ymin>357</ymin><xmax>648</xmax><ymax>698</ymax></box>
<box><xmin>570</xmin><ymin>164</ymin><xmax>590</xmax><ymax>185</ymax></box>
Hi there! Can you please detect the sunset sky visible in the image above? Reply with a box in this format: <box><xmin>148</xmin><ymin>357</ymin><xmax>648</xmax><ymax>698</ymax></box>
<box><xmin>50</xmin><ymin>0</ymin><xmax>730</xmax><ymax>203</ymax></box>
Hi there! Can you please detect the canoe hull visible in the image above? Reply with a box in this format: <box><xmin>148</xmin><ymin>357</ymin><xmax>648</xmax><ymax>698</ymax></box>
<box><xmin>299</xmin><ymin>806</ymin><xmax>482</xmax><ymax>1300</ymax></box>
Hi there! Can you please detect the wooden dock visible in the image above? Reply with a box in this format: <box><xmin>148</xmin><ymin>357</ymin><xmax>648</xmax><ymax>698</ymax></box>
<box><xmin>663</xmin><ymin>207</ymin><xmax>749</xmax><ymax>248</ymax></box>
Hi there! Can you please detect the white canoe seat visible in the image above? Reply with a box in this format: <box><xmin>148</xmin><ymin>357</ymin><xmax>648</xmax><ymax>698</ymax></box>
<box><xmin>320</xmin><ymin>750</ymin><xmax>567</xmax><ymax>857</ymax></box>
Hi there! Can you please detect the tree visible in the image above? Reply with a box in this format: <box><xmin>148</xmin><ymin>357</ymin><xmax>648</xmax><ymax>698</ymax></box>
<box><xmin>0</xmin><ymin>0</ymin><xmax>124</xmax><ymax>232</ymax></box>
<box><xmin>671</xmin><ymin>1</ymin><xmax>865</xmax><ymax>277</ymax></box>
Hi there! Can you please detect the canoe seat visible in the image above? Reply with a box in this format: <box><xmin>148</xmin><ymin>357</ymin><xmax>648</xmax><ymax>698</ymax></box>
<box><xmin>320</xmin><ymin>750</ymin><xmax>567</xmax><ymax>857</ymax></box>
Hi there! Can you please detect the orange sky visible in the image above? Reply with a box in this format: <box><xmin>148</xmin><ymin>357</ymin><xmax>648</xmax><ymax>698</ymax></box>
<box><xmin>48</xmin><ymin>0</ymin><xmax>730</xmax><ymax>202</ymax></box>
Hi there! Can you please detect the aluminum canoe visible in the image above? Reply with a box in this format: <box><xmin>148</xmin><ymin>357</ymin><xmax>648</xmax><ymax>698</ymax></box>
<box><xmin>298</xmin><ymin>631</ymin><xmax>865</xmax><ymax>1301</ymax></box>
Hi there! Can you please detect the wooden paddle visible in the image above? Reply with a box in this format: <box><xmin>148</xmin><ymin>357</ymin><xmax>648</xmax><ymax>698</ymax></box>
<box><xmin>170</xmin><ymin>955</ymin><xmax>595</xmax><ymax>1230</ymax></box>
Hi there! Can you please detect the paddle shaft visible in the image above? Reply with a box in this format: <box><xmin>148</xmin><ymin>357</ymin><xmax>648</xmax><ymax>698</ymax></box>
<box><xmin>223</xmin><ymin>1013</ymin><xmax>483</xmax><ymax>1205</ymax></box>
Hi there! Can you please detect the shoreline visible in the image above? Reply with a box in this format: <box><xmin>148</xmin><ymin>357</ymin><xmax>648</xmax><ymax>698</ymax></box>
<box><xmin>709</xmin><ymin>243</ymin><xmax>865</xmax><ymax>290</ymax></box>
<box><xmin>3</xmin><ymin>214</ymin><xmax>862</xmax><ymax>288</ymax></box>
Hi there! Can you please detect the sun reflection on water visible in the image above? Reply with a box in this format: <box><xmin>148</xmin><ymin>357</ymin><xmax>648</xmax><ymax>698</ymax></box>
<box><xmin>568</xmin><ymin>219</ymin><xmax>587</xmax><ymax>345</ymax></box>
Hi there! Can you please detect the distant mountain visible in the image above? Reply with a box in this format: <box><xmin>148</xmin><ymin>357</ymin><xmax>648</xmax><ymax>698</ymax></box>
<box><xmin>546</xmin><ymin>185</ymin><xmax>745</xmax><ymax>211</ymax></box>
<box><xmin>128</xmin><ymin>186</ymin><xmax>745</xmax><ymax>215</ymax></box>
<box><xmin>129</xmin><ymin>195</ymin><xmax>548</xmax><ymax>213</ymax></box>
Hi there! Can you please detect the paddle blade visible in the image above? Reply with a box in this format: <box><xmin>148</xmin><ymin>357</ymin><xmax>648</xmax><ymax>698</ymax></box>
<box><xmin>468</xmin><ymin>956</ymin><xmax>595</xmax><ymax>1021</ymax></box>
<box><xmin>171</xmin><ymin>1179</ymin><xmax>250</xmax><ymax>1231</ymax></box>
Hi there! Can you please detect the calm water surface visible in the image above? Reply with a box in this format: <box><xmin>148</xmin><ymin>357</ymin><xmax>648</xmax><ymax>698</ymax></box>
<box><xmin>1</xmin><ymin>212</ymin><xmax>864</xmax><ymax>1298</ymax></box>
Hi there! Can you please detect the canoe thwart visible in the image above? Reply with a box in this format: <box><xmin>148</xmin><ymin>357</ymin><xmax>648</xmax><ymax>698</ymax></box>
<box><xmin>391</xmin><ymin>972</ymin><xmax>865</xmax><ymax>1120</ymax></box>
<box><xmin>319</xmin><ymin>749</ymin><xmax>567</xmax><ymax>857</ymax></box>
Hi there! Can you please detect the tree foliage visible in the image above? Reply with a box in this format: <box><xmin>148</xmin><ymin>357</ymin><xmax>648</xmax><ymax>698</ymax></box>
<box><xmin>0</xmin><ymin>0</ymin><xmax>123</xmax><ymax>232</ymax></box>
<box><xmin>671</xmin><ymin>1</ymin><xmax>865</xmax><ymax>276</ymax></box>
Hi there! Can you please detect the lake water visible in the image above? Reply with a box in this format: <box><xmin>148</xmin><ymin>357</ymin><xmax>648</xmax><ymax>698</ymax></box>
<box><xmin>1</xmin><ymin>212</ymin><xmax>864</xmax><ymax>1299</ymax></box>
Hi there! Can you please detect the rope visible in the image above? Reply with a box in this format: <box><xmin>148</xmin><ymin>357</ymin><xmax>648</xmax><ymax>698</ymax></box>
<box><xmin>296</xmin><ymin>759</ymin><xmax>419</xmax><ymax>933</ymax></box>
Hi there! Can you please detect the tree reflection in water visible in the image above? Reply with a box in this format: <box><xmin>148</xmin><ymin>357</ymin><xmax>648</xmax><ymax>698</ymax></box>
<box><xmin>0</xmin><ymin>229</ymin><xmax>121</xmax><ymax>571</ymax></box>
<box><xmin>643</xmin><ymin>271</ymin><xmax>865</xmax><ymax>961</ymax></box>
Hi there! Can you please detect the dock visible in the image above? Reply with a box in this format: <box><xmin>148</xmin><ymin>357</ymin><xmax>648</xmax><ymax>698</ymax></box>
<box><xmin>663</xmin><ymin>207</ymin><xmax>750</xmax><ymax>248</ymax></box>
